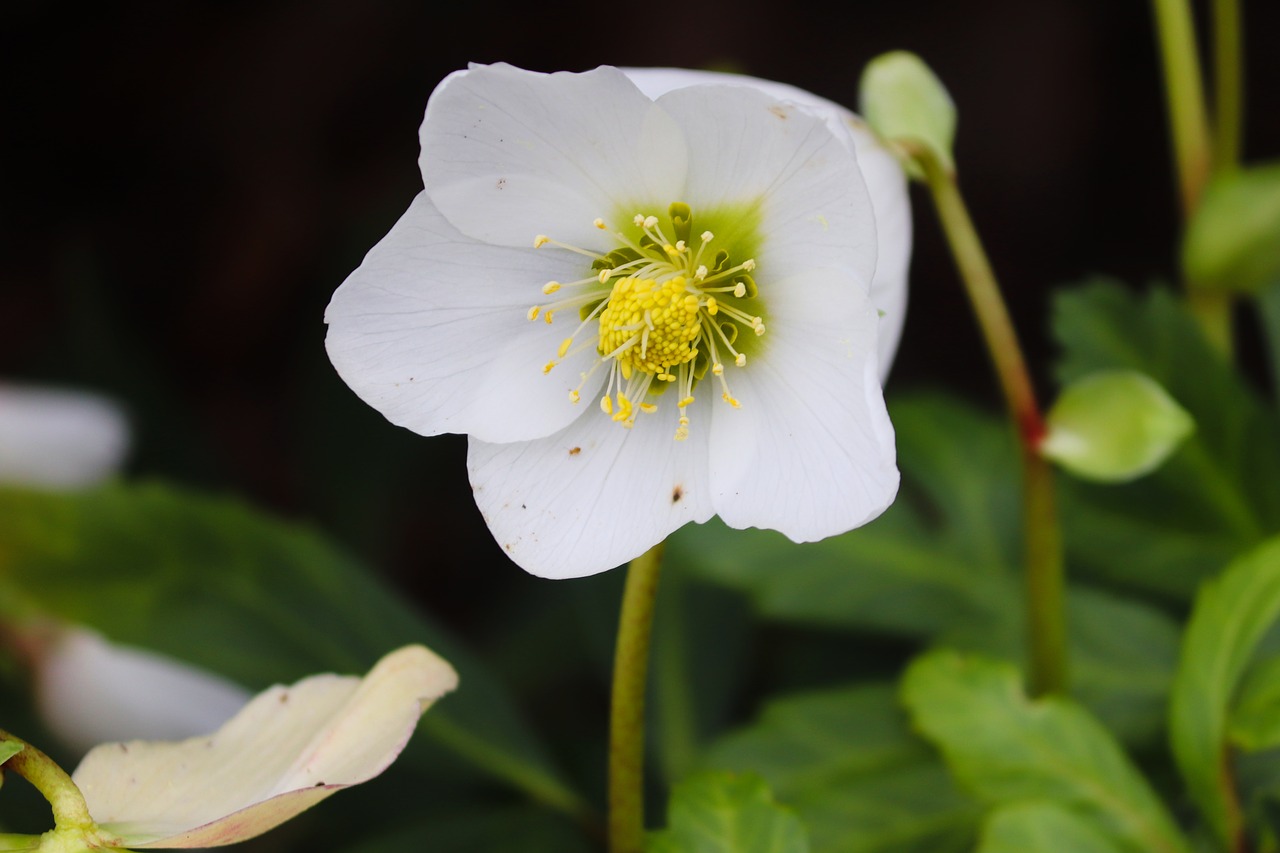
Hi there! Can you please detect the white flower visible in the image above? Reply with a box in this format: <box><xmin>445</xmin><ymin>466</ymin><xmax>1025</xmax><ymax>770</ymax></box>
<box><xmin>66</xmin><ymin>645</ymin><xmax>456</xmax><ymax>849</ymax></box>
<box><xmin>27</xmin><ymin>626</ymin><xmax>252</xmax><ymax>756</ymax></box>
<box><xmin>325</xmin><ymin>64</ymin><xmax>911</xmax><ymax>579</ymax></box>
<box><xmin>0</xmin><ymin>383</ymin><xmax>129</xmax><ymax>488</ymax></box>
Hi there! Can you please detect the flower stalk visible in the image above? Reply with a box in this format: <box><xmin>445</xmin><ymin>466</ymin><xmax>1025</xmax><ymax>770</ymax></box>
<box><xmin>608</xmin><ymin>542</ymin><xmax>665</xmax><ymax>853</ymax></box>
<box><xmin>0</xmin><ymin>728</ymin><xmax>97</xmax><ymax>831</ymax></box>
<box><xmin>1211</xmin><ymin>0</ymin><xmax>1243</xmax><ymax>174</ymax></box>
<box><xmin>1150</xmin><ymin>0</ymin><xmax>1236</xmax><ymax>357</ymax></box>
<box><xmin>908</xmin><ymin>141</ymin><xmax>1067</xmax><ymax>696</ymax></box>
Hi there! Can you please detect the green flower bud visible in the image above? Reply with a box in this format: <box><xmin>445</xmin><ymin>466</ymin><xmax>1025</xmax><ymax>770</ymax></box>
<box><xmin>1183</xmin><ymin>162</ymin><xmax>1280</xmax><ymax>295</ymax></box>
<box><xmin>858</xmin><ymin>50</ymin><xmax>957</xmax><ymax>175</ymax></box>
<box><xmin>1040</xmin><ymin>370</ymin><xmax>1194</xmax><ymax>483</ymax></box>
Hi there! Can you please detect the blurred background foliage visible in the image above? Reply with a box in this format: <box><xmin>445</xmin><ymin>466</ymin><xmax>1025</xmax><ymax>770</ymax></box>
<box><xmin>3</xmin><ymin>1</ymin><xmax>1280</xmax><ymax>851</ymax></box>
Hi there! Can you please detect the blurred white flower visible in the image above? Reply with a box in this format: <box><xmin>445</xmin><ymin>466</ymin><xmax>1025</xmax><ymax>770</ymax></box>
<box><xmin>326</xmin><ymin>64</ymin><xmax>910</xmax><ymax>579</ymax></box>
<box><xmin>65</xmin><ymin>644</ymin><xmax>457</xmax><ymax>849</ymax></box>
<box><xmin>27</xmin><ymin>625</ymin><xmax>252</xmax><ymax>756</ymax></box>
<box><xmin>0</xmin><ymin>383</ymin><xmax>129</xmax><ymax>488</ymax></box>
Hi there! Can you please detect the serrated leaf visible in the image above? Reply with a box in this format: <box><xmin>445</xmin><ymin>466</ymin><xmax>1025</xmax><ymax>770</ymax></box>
<box><xmin>978</xmin><ymin>802</ymin><xmax>1131</xmax><ymax>853</ymax></box>
<box><xmin>702</xmin><ymin>684</ymin><xmax>978</xmax><ymax>853</ymax></box>
<box><xmin>1171</xmin><ymin>535</ymin><xmax>1280</xmax><ymax>849</ymax></box>
<box><xmin>0</xmin><ymin>482</ymin><xmax>582</xmax><ymax>816</ymax></box>
<box><xmin>902</xmin><ymin>651</ymin><xmax>1189</xmax><ymax>853</ymax></box>
<box><xmin>648</xmin><ymin>771</ymin><xmax>809</xmax><ymax>853</ymax></box>
<box><xmin>1053</xmin><ymin>280</ymin><xmax>1280</xmax><ymax>598</ymax></box>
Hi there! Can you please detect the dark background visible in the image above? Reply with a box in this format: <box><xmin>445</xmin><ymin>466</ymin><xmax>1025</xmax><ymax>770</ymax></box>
<box><xmin>4</xmin><ymin>0</ymin><xmax>1279</xmax><ymax>625</ymax></box>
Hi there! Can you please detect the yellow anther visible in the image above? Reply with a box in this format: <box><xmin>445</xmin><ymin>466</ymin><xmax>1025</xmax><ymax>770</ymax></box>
<box><xmin>712</xmin><ymin>363</ymin><xmax>724</xmax><ymax>376</ymax></box>
<box><xmin>594</xmin><ymin>218</ymin><xmax>607</xmax><ymax>229</ymax></box>
<box><xmin>706</xmin><ymin>297</ymin><xmax>718</xmax><ymax>316</ymax></box>
<box><xmin>601</xmin><ymin>396</ymin><xmax>613</xmax><ymax>415</ymax></box>
<box><xmin>743</xmin><ymin>259</ymin><xmax>756</xmax><ymax>271</ymax></box>
<box><xmin>658</xmin><ymin>372</ymin><xmax>675</xmax><ymax>382</ymax></box>
<box><xmin>542</xmin><ymin>281</ymin><xmax>561</xmax><ymax>294</ymax></box>
<box><xmin>722</xmin><ymin>392</ymin><xmax>741</xmax><ymax>408</ymax></box>
<box><xmin>735</xmin><ymin>353</ymin><xmax>747</xmax><ymax>368</ymax></box>
<box><xmin>663</xmin><ymin>244</ymin><xmax>678</xmax><ymax>257</ymax></box>
<box><xmin>678</xmin><ymin>396</ymin><xmax>694</xmax><ymax>408</ymax></box>
<box><xmin>569</xmin><ymin>389</ymin><xmax>580</xmax><ymax>403</ymax></box>
<box><xmin>597</xmin><ymin>269</ymin><xmax>612</xmax><ymax>283</ymax></box>
<box><xmin>543</xmin><ymin>361</ymin><xmax>557</xmax><ymax>374</ymax></box>
<box><xmin>545</xmin><ymin>310</ymin><xmax>555</xmax><ymax>324</ymax></box>
<box><xmin>640</xmin><ymin>402</ymin><xmax>657</xmax><ymax>414</ymax></box>
<box><xmin>558</xmin><ymin>338</ymin><xmax>573</xmax><ymax>358</ymax></box>
<box><xmin>534</xmin><ymin>235</ymin><xmax>550</xmax><ymax>248</ymax></box>
<box><xmin>733</xmin><ymin>282</ymin><xmax>746</xmax><ymax>298</ymax></box>
<box><xmin>528</xmin><ymin>306</ymin><xmax>540</xmax><ymax>321</ymax></box>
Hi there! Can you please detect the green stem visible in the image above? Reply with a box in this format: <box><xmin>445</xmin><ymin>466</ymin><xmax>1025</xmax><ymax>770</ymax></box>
<box><xmin>1150</xmin><ymin>0</ymin><xmax>1214</xmax><ymax>216</ymax></box>
<box><xmin>911</xmin><ymin>143</ymin><xmax>1068</xmax><ymax>696</ymax></box>
<box><xmin>608</xmin><ymin>543</ymin><xmax>665</xmax><ymax>853</ymax></box>
<box><xmin>1211</xmin><ymin>0</ymin><xmax>1243</xmax><ymax>173</ymax></box>
<box><xmin>0</xmin><ymin>729</ymin><xmax>94</xmax><ymax>829</ymax></box>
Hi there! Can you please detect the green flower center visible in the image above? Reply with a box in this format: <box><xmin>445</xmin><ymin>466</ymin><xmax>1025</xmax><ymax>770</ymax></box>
<box><xmin>531</xmin><ymin>203</ymin><xmax>765</xmax><ymax>440</ymax></box>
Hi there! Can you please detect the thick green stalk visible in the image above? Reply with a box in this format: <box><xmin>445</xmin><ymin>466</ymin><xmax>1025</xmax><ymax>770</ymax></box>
<box><xmin>1151</xmin><ymin>0</ymin><xmax>1214</xmax><ymax>215</ymax></box>
<box><xmin>0</xmin><ymin>729</ymin><xmax>94</xmax><ymax>829</ymax></box>
<box><xmin>912</xmin><ymin>143</ymin><xmax>1067</xmax><ymax>696</ymax></box>
<box><xmin>608</xmin><ymin>543</ymin><xmax>665</xmax><ymax>853</ymax></box>
<box><xmin>1211</xmin><ymin>0</ymin><xmax>1243</xmax><ymax>172</ymax></box>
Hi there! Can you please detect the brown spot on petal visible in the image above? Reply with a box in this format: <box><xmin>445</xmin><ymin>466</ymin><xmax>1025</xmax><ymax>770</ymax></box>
<box><xmin>769</xmin><ymin>105</ymin><xmax>789</xmax><ymax>120</ymax></box>
<box><xmin>569</xmin><ymin>446</ymin><xmax>581</xmax><ymax>456</ymax></box>
<box><xmin>672</xmin><ymin>485</ymin><xmax>683</xmax><ymax>503</ymax></box>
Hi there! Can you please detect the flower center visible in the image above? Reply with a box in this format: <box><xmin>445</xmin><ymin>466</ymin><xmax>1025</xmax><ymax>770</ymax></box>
<box><xmin>531</xmin><ymin>203</ymin><xmax>764</xmax><ymax>441</ymax></box>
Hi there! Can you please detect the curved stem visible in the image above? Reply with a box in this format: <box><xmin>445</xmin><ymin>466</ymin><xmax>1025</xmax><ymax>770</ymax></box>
<box><xmin>0</xmin><ymin>729</ymin><xmax>95</xmax><ymax>829</ymax></box>
<box><xmin>1211</xmin><ymin>0</ymin><xmax>1243</xmax><ymax>173</ymax></box>
<box><xmin>911</xmin><ymin>143</ymin><xmax>1067</xmax><ymax>696</ymax></box>
<box><xmin>608</xmin><ymin>542</ymin><xmax>665</xmax><ymax>853</ymax></box>
<box><xmin>1150</xmin><ymin>0</ymin><xmax>1214</xmax><ymax>216</ymax></box>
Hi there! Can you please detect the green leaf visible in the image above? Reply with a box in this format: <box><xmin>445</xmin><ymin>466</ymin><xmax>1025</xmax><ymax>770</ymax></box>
<box><xmin>0</xmin><ymin>482</ymin><xmax>584</xmax><ymax>818</ymax></box>
<box><xmin>702</xmin><ymin>684</ymin><xmax>978</xmax><ymax>853</ymax></box>
<box><xmin>1230</xmin><ymin>657</ymin><xmax>1280</xmax><ymax>752</ymax></box>
<box><xmin>648</xmin><ymin>771</ymin><xmax>809</xmax><ymax>853</ymax></box>
<box><xmin>1053</xmin><ymin>280</ymin><xmax>1280</xmax><ymax>597</ymax></box>
<box><xmin>902</xmin><ymin>651</ymin><xmax>1189</xmax><ymax>853</ymax></box>
<box><xmin>1041</xmin><ymin>370</ymin><xmax>1194</xmax><ymax>483</ymax></box>
<box><xmin>1182</xmin><ymin>162</ymin><xmax>1280</xmax><ymax>295</ymax></box>
<box><xmin>672</xmin><ymin>393</ymin><xmax>1181</xmax><ymax>746</ymax></box>
<box><xmin>978</xmin><ymin>802</ymin><xmax>1132</xmax><ymax>853</ymax></box>
<box><xmin>1170</xmin><ymin>535</ymin><xmax>1280</xmax><ymax>849</ymax></box>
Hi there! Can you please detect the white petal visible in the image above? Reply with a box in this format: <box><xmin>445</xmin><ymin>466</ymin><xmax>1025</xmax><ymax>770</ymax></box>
<box><xmin>0</xmin><ymin>384</ymin><xmax>129</xmax><ymax>488</ymax></box>
<box><xmin>708</xmin><ymin>270</ymin><xmax>898</xmax><ymax>540</ymax></box>
<box><xmin>467</xmin><ymin>402</ymin><xmax>715</xmax><ymax>579</ymax></box>
<box><xmin>73</xmin><ymin>645</ymin><xmax>457</xmax><ymax>849</ymax></box>
<box><xmin>325</xmin><ymin>192</ymin><xmax>605</xmax><ymax>443</ymax></box>
<box><xmin>31</xmin><ymin>627</ymin><xmax>251</xmax><ymax>756</ymax></box>
<box><xmin>420</xmin><ymin>64</ymin><xmax>687</xmax><ymax>248</ymax></box>
<box><xmin>847</xmin><ymin>120</ymin><xmax>912</xmax><ymax>377</ymax></box>
<box><xmin>653</xmin><ymin>84</ymin><xmax>878</xmax><ymax>298</ymax></box>
<box><xmin>622</xmin><ymin>68</ymin><xmax>912</xmax><ymax>378</ymax></box>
